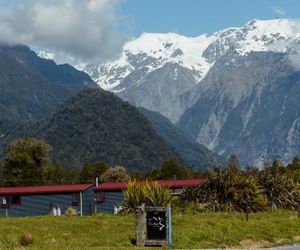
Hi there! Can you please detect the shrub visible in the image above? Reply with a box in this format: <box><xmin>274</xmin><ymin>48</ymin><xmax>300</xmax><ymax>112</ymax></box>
<box><xmin>180</xmin><ymin>186</ymin><xmax>202</xmax><ymax>203</ymax></box>
<box><xmin>122</xmin><ymin>180</ymin><xmax>172</xmax><ymax>212</ymax></box>
<box><xmin>20</xmin><ymin>232</ymin><xmax>33</xmax><ymax>246</ymax></box>
<box><xmin>122</xmin><ymin>180</ymin><xmax>145</xmax><ymax>212</ymax></box>
<box><xmin>259</xmin><ymin>168</ymin><xmax>300</xmax><ymax>211</ymax></box>
<box><xmin>65</xmin><ymin>207</ymin><xmax>77</xmax><ymax>216</ymax></box>
<box><xmin>186</xmin><ymin>168</ymin><xmax>268</xmax><ymax>213</ymax></box>
<box><xmin>100</xmin><ymin>166</ymin><xmax>129</xmax><ymax>182</ymax></box>
<box><xmin>143</xmin><ymin>181</ymin><xmax>172</xmax><ymax>206</ymax></box>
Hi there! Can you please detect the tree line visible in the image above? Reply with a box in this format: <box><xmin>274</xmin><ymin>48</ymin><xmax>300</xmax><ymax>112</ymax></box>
<box><xmin>0</xmin><ymin>137</ymin><xmax>130</xmax><ymax>186</ymax></box>
<box><xmin>0</xmin><ymin>137</ymin><xmax>202</xmax><ymax>187</ymax></box>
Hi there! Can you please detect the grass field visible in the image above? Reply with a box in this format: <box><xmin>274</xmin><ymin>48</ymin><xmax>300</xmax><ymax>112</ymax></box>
<box><xmin>1</xmin><ymin>210</ymin><xmax>300</xmax><ymax>249</ymax></box>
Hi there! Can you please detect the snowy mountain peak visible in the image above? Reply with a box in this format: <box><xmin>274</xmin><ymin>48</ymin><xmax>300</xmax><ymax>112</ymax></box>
<box><xmin>211</xmin><ymin>18</ymin><xmax>300</xmax><ymax>56</ymax></box>
<box><xmin>123</xmin><ymin>32</ymin><xmax>213</xmax><ymax>59</ymax></box>
<box><xmin>85</xmin><ymin>32</ymin><xmax>215</xmax><ymax>90</ymax></box>
<box><xmin>38</xmin><ymin>18</ymin><xmax>300</xmax><ymax>91</ymax></box>
<box><xmin>245</xmin><ymin>18</ymin><xmax>300</xmax><ymax>35</ymax></box>
<box><xmin>79</xmin><ymin>18</ymin><xmax>300</xmax><ymax>90</ymax></box>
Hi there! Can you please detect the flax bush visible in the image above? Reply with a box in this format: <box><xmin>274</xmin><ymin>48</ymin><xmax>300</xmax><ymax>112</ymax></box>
<box><xmin>122</xmin><ymin>180</ymin><xmax>172</xmax><ymax>213</ymax></box>
<box><xmin>143</xmin><ymin>181</ymin><xmax>172</xmax><ymax>206</ymax></box>
<box><xmin>122</xmin><ymin>180</ymin><xmax>145</xmax><ymax>212</ymax></box>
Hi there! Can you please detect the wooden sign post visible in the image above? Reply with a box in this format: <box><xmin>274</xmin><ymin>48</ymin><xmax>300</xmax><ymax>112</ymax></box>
<box><xmin>136</xmin><ymin>204</ymin><xmax>172</xmax><ymax>247</ymax></box>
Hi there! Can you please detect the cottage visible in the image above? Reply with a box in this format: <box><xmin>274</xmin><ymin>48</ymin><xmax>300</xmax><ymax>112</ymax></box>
<box><xmin>94</xmin><ymin>178</ymin><xmax>207</xmax><ymax>213</ymax></box>
<box><xmin>0</xmin><ymin>179</ymin><xmax>207</xmax><ymax>217</ymax></box>
<box><xmin>0</xmin><ymin>184</ymin><xmax>94</xmax><ymax>217</ymax></box>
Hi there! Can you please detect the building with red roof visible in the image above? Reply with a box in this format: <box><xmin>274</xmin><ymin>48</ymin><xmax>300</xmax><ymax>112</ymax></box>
<box><xmin>0</xmin><ymin>178</ymin><xmax>207</xmax><ymax>217</ymax></box>
<box><xmin>0</xmin><ymin>184</ymin><xmax>93</xmax><ymax>217</ymax></box>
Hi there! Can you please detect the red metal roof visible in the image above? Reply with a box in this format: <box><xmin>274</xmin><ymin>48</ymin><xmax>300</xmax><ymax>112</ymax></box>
<box><xmin>95</xmin><ymin>178</ymin><xmax>207</xmax><ymax>192</ymax></box>
<box><xmin>0</xmin><ymin>184</ymin><xmax>93</xmax><ymax>196</ymax></box>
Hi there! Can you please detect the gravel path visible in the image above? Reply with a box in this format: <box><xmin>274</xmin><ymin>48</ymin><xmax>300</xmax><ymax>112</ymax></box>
<box><xmin>265</xmin><ymin>245</ymin><xmax>300</xmax><ymax>250</ymax></box>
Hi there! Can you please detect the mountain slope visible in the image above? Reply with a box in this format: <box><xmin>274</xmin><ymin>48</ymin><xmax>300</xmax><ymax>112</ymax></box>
<box><xmin>0</xmin><ymin>44</ymin><xmax>95</xmax><ymax>87</ymax></box>
<box><xmin>0</xmin><ymin>51</ymin><xmax>76</xmax><ymax>121</ymax></box>
<box><xmin>4</xmin><ymin>88</ymin><xmax>184</xmax><ymax>171</ymax></box>
<box><xmin>139</xmin><ymin>108</ymin><xmax>223</xmax><ymax>169</ymax></box>
<box><xmin>178</xmin><ymin>50</ymin><xmax>300</xmax><ymax>166</ymax></box>
<box><xmin>118</xmin><ymin>63</ymin><xmax>197</xmax><ymax>122</ymax></box>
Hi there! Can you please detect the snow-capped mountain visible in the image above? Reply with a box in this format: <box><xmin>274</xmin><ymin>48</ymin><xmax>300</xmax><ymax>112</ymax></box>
<box><xmin>84</xmin><ymin>33</ymin><xmax>215</xmax><ymax>90</ymax></box>
<box><xmin>82</xmin><ymin>19</ymin><xmax>300</xmax><ymax>87</ymax></box>
<box><xmin>77</xmin><ymin>33</ymin><xmax>215</xmax><ymax>121</ymax></box>
<box><xmin>38</xmin><ymin>18</ymin><xmax>300</xmax><ymax>166</ymax></box>
<box><xmin>73</xmin><ymin>19</ymin><xmax>299</xmax><ymax>121</ymax></box>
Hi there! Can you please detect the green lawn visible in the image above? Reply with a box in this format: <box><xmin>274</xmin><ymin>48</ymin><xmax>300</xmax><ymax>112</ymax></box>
<box><xmin>1</xmin><ymin>210</ymin><xmax>300</xmax><ymax>249</ymax></box>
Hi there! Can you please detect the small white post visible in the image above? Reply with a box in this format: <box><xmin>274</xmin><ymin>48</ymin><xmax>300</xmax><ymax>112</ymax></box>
<box><xmin>96</xmin><ymin>177</ymin><xmax>99</xmax><ymax>187</ymax></box>
<box><xmin>80</xmin><ymin>192</ymin><xmax>83</xmax><ymax>216</ymax></box>
<box><xmin>94</xmin><ymin>199</ymin><xmax>97</xmax><ymax>214</ymax></box>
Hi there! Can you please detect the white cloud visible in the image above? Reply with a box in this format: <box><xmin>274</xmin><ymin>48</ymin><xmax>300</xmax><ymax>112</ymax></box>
<box><xmin>271</xmin><ymin>6</ymin><xmax>286</xmax><ymax>17</ymax></box>
<box><xmin>0</xmin><ymin>0</ymin><xmax>127</xmax><ymax>64</ymax></box>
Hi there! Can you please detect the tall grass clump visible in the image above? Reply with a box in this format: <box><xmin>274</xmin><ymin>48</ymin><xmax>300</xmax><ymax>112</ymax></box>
<box><xmin>122</xmin><ymin>180</ymin><xmax>172</xmax><ymax>212</ymax></box>
<box><xmin>123</xmin><ymin>180</ymin><xmax>145</xmax><ymax>212</ymax></box>
<box><xmin>143</xmin><ymin>181</ymin><xmax>172</xmax><ymax>206</ymax></box>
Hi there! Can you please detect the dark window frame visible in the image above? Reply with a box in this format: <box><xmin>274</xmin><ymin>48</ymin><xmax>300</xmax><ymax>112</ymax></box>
<box><xmin>11</xmin><ymin>195</ymin><xmax>21</xmax><ymax>206</ymax></box>
<box><xmin>72</xmin><ymin>193</ymin><xmax>80</xmax><ymax>206</ymax></box>
<box><xmin>96</xmin><ymin>192</ymin><xmax>105</xmax><ymax>204</ymax></box>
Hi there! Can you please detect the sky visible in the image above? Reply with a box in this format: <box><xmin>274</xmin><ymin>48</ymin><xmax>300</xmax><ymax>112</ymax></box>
<box><xmin>0</xmin><ymin>0</ymin><xmax>299</xmax><ymax>64</ymax></box>
<box><xmin>121</xmin><ymin>0</ymin><xmax>300</xmax><ymax>37</ymax></box>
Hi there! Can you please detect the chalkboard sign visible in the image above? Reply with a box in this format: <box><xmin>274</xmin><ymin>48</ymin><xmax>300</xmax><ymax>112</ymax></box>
<box><xmin>146</xmin><ymin>210</ymin><xmax>166</xmax><ymax>240</ymax></box>
<box><xmin>136</xmin><ymin>204</ymin><xmax>172</xmax><ymax>247</ymax></box>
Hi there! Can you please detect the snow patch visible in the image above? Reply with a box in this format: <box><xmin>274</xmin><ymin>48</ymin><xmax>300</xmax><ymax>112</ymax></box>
<box><xmin>37</xmin><ymin>51</ymin><xmax>54</xmax><ymax>60</ymax></box>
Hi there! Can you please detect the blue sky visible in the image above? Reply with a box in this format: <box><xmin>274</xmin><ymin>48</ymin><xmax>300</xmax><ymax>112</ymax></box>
<box><xmin>120</xmin><ymin>0</ymin><xmax>300</xmax><ymax>37</ymax></box>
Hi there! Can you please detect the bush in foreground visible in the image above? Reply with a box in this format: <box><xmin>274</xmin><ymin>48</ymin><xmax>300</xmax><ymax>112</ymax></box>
<box><xmin>122</xmin><ymin>180</ymin><xmax>172</xmax><ymax>212</ymax></box>
<box><xmin>20</xmin><ymin>232</ymin><xmax>33</xmax><ymax>246</ymax></box>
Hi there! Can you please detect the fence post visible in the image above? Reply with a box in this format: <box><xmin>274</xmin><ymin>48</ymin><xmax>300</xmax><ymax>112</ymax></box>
<box><xmin>80</xmin><ymin>192</ymin><xmax>83</xmax><ymax>216</ymax></box>
<box><xmin>168</xmin><ymin>204</ymin><xmax>172</xmax><ymax>248</ymax></box>
<box><xmin>5</xmin><ymin>206</ymin><xmax>9</xmax><ymax>217</ymax></box>
<box><xmin>136</xmin><ymin>203</ymin><xmax>146</xmax><ymax>247</ymax></box>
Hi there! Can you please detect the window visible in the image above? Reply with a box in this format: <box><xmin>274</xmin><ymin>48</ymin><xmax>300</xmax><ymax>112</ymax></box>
<box><xmin>11</xmin><ymin>195</ymin><xmax>21</xmax><ymax>205</ymax></box>
<box><xmin>72</xmin><ymin>193</ymin><xmax>80</xmax><ymax>206</ymax></box>
<box><xmin>0</xmin><ymin>196</ymin><xmax>20</xmax><ymax>207</ymax></box>
<box><xmin>172</xmin><ymin>188</ymin><xmax>182</xmax><ymax>195</ymax></box>
<box><xmin>96</xmin><ymin>192</ymin><xmax>105</xmax><ymax>204</ymax></box>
